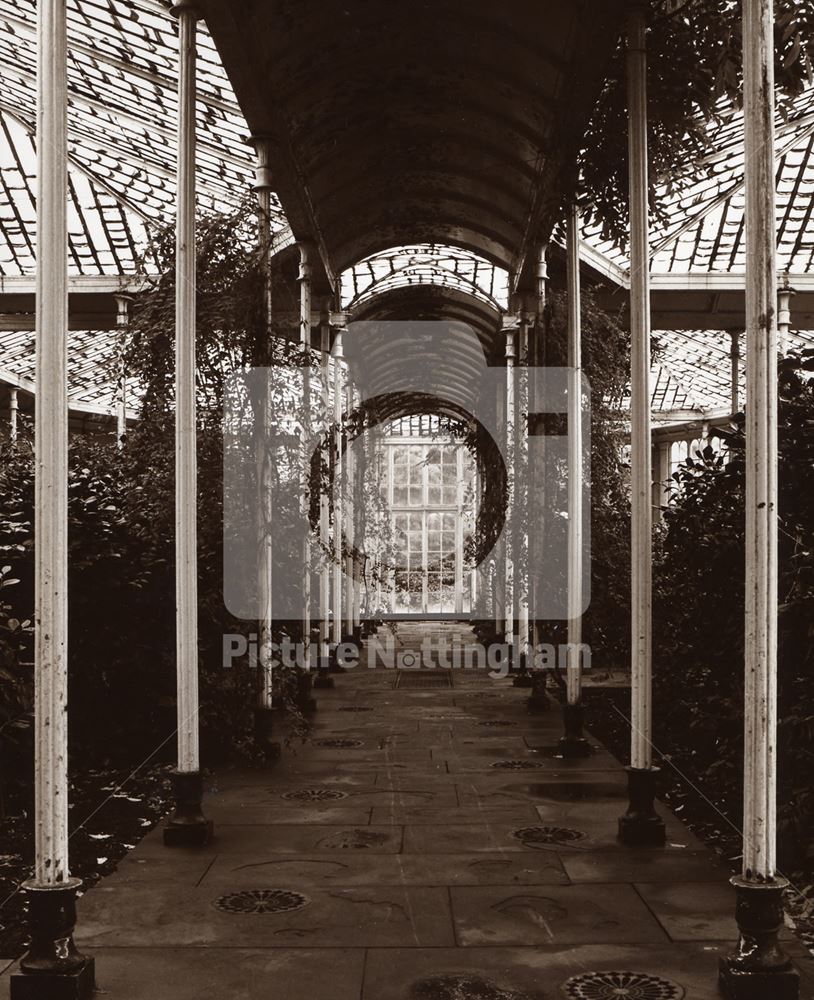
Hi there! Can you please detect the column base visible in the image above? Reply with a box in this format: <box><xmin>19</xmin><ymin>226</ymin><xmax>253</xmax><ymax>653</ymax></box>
<box><xmin>11</xmin><ymin>960</ymin><xmax>96</xmax><ymax>1000</ymax></box>
<box><xmin>163</xmin><ymin>769</ymin><xmax>214</xmax><ymax>847</ymax></box>
<box><xmin>313</xmin><ymin>658</ymin><xmax>335</xmax><ymax>689</ymax></box>
<box><xmin>252</xmin><ymin>707</ymin><xmax>281</xmax><ymax>758</ymax></box>
<box><xmin>559</xmin><ymin>703</ymin><xmax>593</xmax><ymax>758</ymax></box>
<box><xmin>11</xmin><ymin>879</ymin><xmax>95</xmax><ymax>1000</ymax></box>
<box><xmin>718</xmin><ymin>877</ymin><xmax>799</xmax><ymax>999</ymax></box>
<box><xmin>295</xmin><ymin>671</ymin><xmax>318</xmax><ymax>714</ymax></box>
<box><xmin>513</xmin><ymin>671</ymin><xmax>534</xmax><ymax>689</ymax></box>
<box><xmin>618</xmin><ymin>766</ymin><xmax>666</xmax><ymax>846</ymax></box>
<box><xmin>526</xmin><ymin>671</ymin><xmax>550</xmax><ymax>711</ymax></box>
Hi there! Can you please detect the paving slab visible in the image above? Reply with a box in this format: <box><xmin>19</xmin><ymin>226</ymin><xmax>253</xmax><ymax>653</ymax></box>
<box><xmin>200</xmin><ymin>851</ymin><xmax>570</xmax><ymax>887</ymax></box>
<box><xmin>561</xmin><ymin>849</ymin><xmax>729</xmax><ymax>884</ymax></box>
<box><xmin>635</xmin><ymin>880</ymin><xmax>795</xmax><ymax>942</ymax></box>
<box><xmin>135</xmin><ymin>824</ymin><xmax>404</xmax><ymax>857</ymax></box>
<box><xmin>77</xmin><ymin>883</ymin><xmax>454</xmax><ymax>948</ymax></box>
<box><xmin>362</xmin><ymin>944</ymin><xmax>814</xmax><ymax>1000</ymax></box>
<box><xmin>19</xmin><ymin>623</ymin><xmax>809</xmax><ymax>999</ymax></box>
<box><xmin>449</xmin><ymin>884</ymin><xmax>669</xmax><ymax>946</ymax></box>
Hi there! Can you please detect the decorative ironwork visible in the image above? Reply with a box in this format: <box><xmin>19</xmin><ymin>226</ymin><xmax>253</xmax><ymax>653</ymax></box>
<box><xmin>561</xmin><ymin>971</ymin><xmax>684</xmax><ymax>999</ymax></box>
<box><xmin>491</xmin><ymin>760</ymin><xmax>544</xmax><ymax>770</ymax></box>
<box><xmin>280</xmin><ymin>788</ymin><xmax>348</xmax><ymax>802</ymax></box>
<box><xmin>214</xmin><ymin>889</ymin><xmax>310</xmax><ymax>915</ymax></box>
<box><xmin>513</xmin><ymin>826</ymin><xmax>586</xmax><ymax>847</ymax></box>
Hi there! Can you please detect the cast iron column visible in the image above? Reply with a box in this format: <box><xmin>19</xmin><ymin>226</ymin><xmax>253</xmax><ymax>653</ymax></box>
<box><xmin>11</xmin><ymin>0</ymin><xmax>96</xmax><ymax>993</ymax></box>
<box><xmin>164</xmin><ymin>0</ymin><xmax>212</xmax><ymax>847</ymax></box>
<box><xmin>250</xmin><ymin>136</ymin><xmax>277</xmax><ymax>750</ymax></box>
<box><xmin>330</xmin><ymin>312</ymin><xmax>347</xmax><ymax>665</ymax></box>
<box><xmin>298</xmin><ymin>243</ymin><xmax>313</xmax><ymax>671</ymax></box>
<box><xmin>618</xmin><ymin>3</ymin><xmax>665</xmax><ymax>846</ymax></box>
<box><xmin>719</xmin><ymin>0</ymin><xmax>798</xmax><ymax>994</ymax></box>
<box><xmin>314</xmin><ymin>304</ymin><xmax>335</xmax><ymax>686</ymax></box>
<box><xmin>561</xmin><ymin>205</ymin><xmax>591</xmax><ymax>757</ymax></box>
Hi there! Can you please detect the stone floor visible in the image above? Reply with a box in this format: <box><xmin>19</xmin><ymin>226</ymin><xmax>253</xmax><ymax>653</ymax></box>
<box><xmin>5</xmin><ymin>622</ymin><xmax>814</xmax><ymax>999</ymax></box>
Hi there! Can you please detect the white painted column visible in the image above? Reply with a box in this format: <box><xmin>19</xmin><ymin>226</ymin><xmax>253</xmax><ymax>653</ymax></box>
<box><xmin>566</xmin><ymin>205</ymin><xmax>584</xmax><ymax>706</ymax></box>
<box><xmin>504</xmin><ymin>321</ymin><xmax>517</xmax><ymax>649</ymax></box>
<box><xmin>298</xmin><ymin>244</ymin><xmax>312</xmax><ymax>668</ymax></box>
<box><xmin>345</xmin><ymin>387</ymin><xmax>356</xmax><ymax>634</ymax></box>
<box><xmin>174</xmin><ymin>0</ymin><xmax>200</xmax><ymax>773</ymax></box>
<box><xmin>729</xmin><ymin>329</ymin><xmax>742</xmax><ymax>414</ymax></box>
<box><xmin>9</xmin><ymin>387</ymin><xmax>18</xmax><ymax>442</ymax></box>
<box><xmin>530</xmin><ymin>247</ymin><xmax>548</xmax><ymax>657</ymax></box>
<box><xmin>319</xmin><ymin>309</ymin><xmax>332</xmax><ymax>662</ymax></box>
<box><xmin>653</xmin><ymin>440</ymin><xmax>671</xmax><ymax>518</ymax></box>
<box><xmin>252</xmin><ymin>137</ymin><xmax>274</xmax><ymax>708</ymax></box>
<box><xmin>742</xmin><ymin>0</ymin><xmax>779</xmax><ymax>882</ymax></box>
<box><xmin>34</xmin><ymin>0</ymin><xmax>69</xmax><ymax>887</ymax></box>
<box><xmin>114</xmin><ymin>295</ymin><xmax>129</xmax><ymax>447</ymax></box>
<box><xmin>517</xmin><ymin>312</ymin><xmax>530</xmax><ymax>658</ymax></box>
<box><xmin>454</xmin><ymin>447</ymin><xmax>464</xmax><ymax>615</ymax></box>
<box><xmin>627</xmin><ymin>5</ymin><xmax>653</xmax><ymax>771</ymax></box>
<box><xmin>331</xmin><ymin>316</ymin><xmax>345</xmax><ymax>646</ymax></box>
<box><xmin>777</xmin><ymin>281</ymin><xmax>794</xmax><ymax>357</ymax></box>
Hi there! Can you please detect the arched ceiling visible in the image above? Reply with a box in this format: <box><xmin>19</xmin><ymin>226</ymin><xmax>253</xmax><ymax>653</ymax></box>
<box><xmin>345</xmin><ymin>284</ymin><xmax>502</xmax><ymax>425</ymax></box>
<box><xmin>198</xmin><ymin>0</ymin><xmax>626</xmax><ymax>292</ymax></box>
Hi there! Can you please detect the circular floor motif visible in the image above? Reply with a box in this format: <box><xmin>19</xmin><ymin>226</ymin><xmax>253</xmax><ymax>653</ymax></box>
<box><xmin>491</xmin><ymin>759</ymin><xmax>544</xmax><ymax>770</ymax></box>
<box><xmin>411</xmin><ymin>974</ymin><xmax>532</xmax><ymax>1000</ymax></box>
<box><xmin>513</xmin><ymin>825</ymin><xmax>587</xmax><ymax>846</ymax></box>
<box><xmin>214</xmin><ymin>889</ymin><xmax>310</xmax><ymax>915</ymax></box>
<box><xmin>561</xmin><ymin>971</ymin><xmax>685</xmax><ymax>999</ymax></box>
<box><xmin>280</xmin><ymin>788</ymin><xmax>348</xmax><ymax>802</ymax></box>
<box><xmin>315</xmin><ymin>738</ymin><xmax>364</xmax><ymax>748</ymax></box>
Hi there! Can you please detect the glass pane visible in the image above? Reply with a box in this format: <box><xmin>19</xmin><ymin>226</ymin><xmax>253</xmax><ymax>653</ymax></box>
<box><xmin>427</xmin><ymin>512</ymin><xmax>441</xmax><ymax>531</ymax></box>
<box><xmin>442</xmin><ymin>485</ymin><xmax>457</xmax><ymax>504</ymax></box>
<box><xmin>409</xmin><ymin>486</ymin><xmax>423</xmax><ymax>505</ymax></box>
<box><xmin>428</xmin><ymin>486</ymin><xmax>442</xmax><ymax>505</ymax></box>
<box><xmin>393</xmin><ymin>486</ymin><xmax>408</xmax><ymax>505</ymax></box>
<box><xmin>409</xmin><ymin>513</ymin><xmax>423</xmax><ymax>531</ymax></box>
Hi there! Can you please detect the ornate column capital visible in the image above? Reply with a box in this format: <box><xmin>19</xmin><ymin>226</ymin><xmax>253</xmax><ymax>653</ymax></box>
<box><xmin>170</xmin><ymin>0</ymin><xmax>202</xmax><ymax>20</ymax></box>
<box><xmin>248</xmin><ymin>135</ymin><xmax>274</xmax><ymax>192</ymax></box>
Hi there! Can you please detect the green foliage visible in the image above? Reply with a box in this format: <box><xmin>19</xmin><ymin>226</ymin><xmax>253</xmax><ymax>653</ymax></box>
<box><xmin>580</xmin><ymin>1</ymin><xmax>814</xmax><ymax>246</ymax></box>
<box><xmin>654</xmin><ymin>348</ymin><xmax>814</xmax><ymax>868</ymax></box>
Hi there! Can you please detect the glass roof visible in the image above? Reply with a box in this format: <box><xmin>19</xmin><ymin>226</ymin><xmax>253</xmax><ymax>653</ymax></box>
<box><xmin>341</xmin><ymin>245</ymin><xmax>509</xmax><ymax>313</ymax></box>
<box><xmin>583</xmin><ymin>87</ymin><xmax>814</xmax><ymax>275</ymax></box>
<box><xmin>0</xmin><ymin>2</ymin><xmax>812</xmax><ymax>419</ymax></box>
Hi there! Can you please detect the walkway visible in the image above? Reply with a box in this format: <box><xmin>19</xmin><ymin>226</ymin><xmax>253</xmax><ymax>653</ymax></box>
<box><xmin>8</xmin><ymin>623</ymin><xmax>814</xmax><ymax>999</ymax></box>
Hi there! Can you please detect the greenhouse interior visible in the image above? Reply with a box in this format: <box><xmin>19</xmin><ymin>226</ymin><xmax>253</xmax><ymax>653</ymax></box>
<box><xmin>0</xmin><ymin>0</ymin><xmax>813</xmax><ymax>998</ymax></box>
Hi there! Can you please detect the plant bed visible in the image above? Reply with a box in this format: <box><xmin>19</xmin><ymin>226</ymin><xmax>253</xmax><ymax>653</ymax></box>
<box><xmin>0</xmin><ymin>764</ymin><xmax>174</xmax><ymax>958</ymax></box>
<box><xmin>580</xmin><ymin>688</ymin><xmax>814</xmax><ymax>956</ymax></box>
